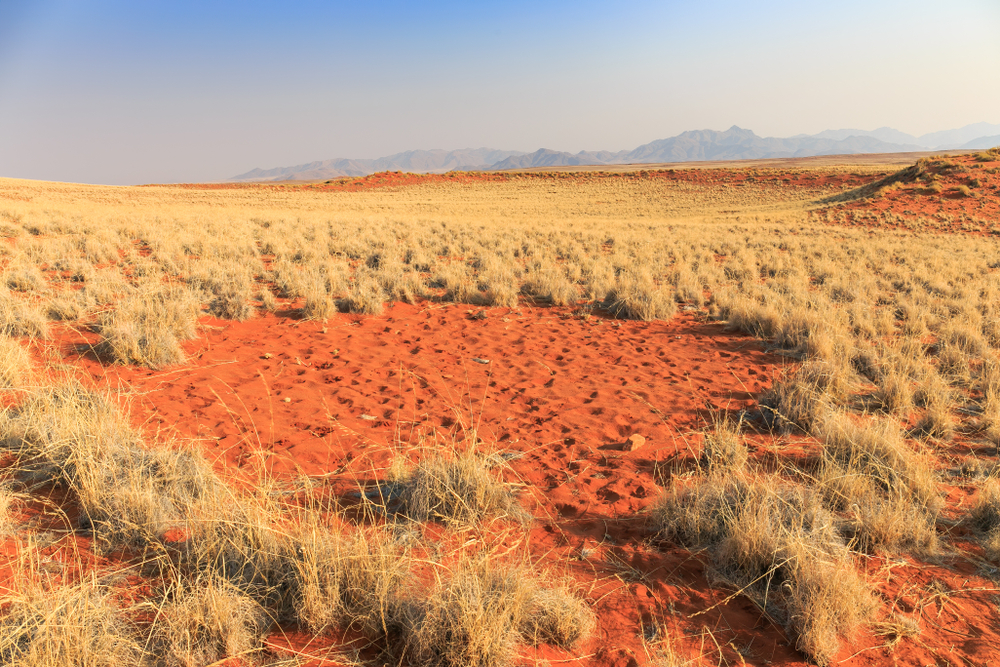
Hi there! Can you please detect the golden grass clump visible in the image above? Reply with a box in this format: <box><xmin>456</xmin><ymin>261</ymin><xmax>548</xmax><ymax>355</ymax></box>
<box><xmin>699</xmin><ymin>418</ymin><xmax>748</xmax><ymax>473</ymax></box>
<box><xmin>874</xmin><ymin>366</ymin><xmax>914</xmax><ymax>415</ymax></box>
<box><xmin>0</xmin><ymin>582</ymin><xmax>141</xmax><ymax>666</ymax></box>
<box><xmin>340</xmin><ymin>268</ymin><xmax>387</xmax><ymax>315</ymax></box>
<box><xmin>913</xmin><ymin>373</ymin><xmax>955</xmax><ymax>440</ymax></box>
<box><xmin>394</xmin><ymin>451</ymin><xmax>524</xmax><ymax>525</ymax></box>
<box><xmin>4</xmin><ymin>262</ymin><xmax>47</xmax><ymax>293</ymax></box>
<box><xmin>405</xmin><ymin>562</ymin><xmax>526</xmax><ymax>667</ymax></box>
<box><xmin>0</xmin><ymin>381</ymin><xmax>220</xmax><ymax>549</ymax></box>
<box><xmin>604</xmin><ymin>269</ymin><xmax>675</xmax><ymax>321</ymax></box>
<box><xmin>152</xmin><ymin>577</ymin><xmax>269</xmax><ymax>667</ymax></box>
<box><xmin>715</xmin><ymin>290</ymin><xmax>783</xmax><ymax>338</ymax></box>
<box><xmin>0</xmin><ymin>483</ymin><xmax>15</xmax><ymax>536</ymax></box>
<box><xmin>379</xmin><ymin>266</ymin><xmax>427</xmax><ymax>305</ymax></box>
<box><xmin>522</xmin><ymin>264</ymin><xmax>579</xmax><ymax>306</ymax></box>
<box><xmin>653</xmin><ymin>472</ymin><xmax>873</xmax><ymax>666</ymax></box>
<box><xmin>291</xmin><ymin>519</ymin><xmax>407</xmax><ymax>639</ymax></box>
<box><xmin>0</xmin><ymin>291</ymin><xmax>49</xmax><ymax>339</ymax></box>
<box><xmin>518</xmin><ymin>579</ymin><xmax>595</xmax><ymax>648</ymax></box>
<box><xmin>258</xmin><ymin>288</ymin><xmax>278</xmax><ymax>312</ymax></box>
<box><xmin>967</xmin><ymin>481</ymin><xmax>1000</xmax><ymax>560</ymax></box>
<box><xmin>815</xmin><ymin>412</ymin><xmax>940</xmax><ymax>553</ymax></box>
<box><xmin>45</xmin><ymin>294</ymin><xmax>86</xmax><ymax>322</ymax></box>
<box><xmin>481</xmin><ymin>271</ymin><xmax>520</xmax><ymax>307</ymax></box>
<box><xmin>759</xmin><ymin>360</ymin><xmax>852</xmax><ymax>433</ymax></box>
<box><xmin>302</xmin><ymin>290</ymin><xmax>338</xmax><ymax>320</ymax></box>
<box><xmin>404</xmin><ymin>559</ymin><xmax>592</xmax><ymax>667</ymax></box>
<box><xmin>207</xmin><ymin>286</ymin><xmax>254</xmax><ymax>321</ymax></box>
<box><xmin>0</xmin><ymin>336</ymin><xmax>32</xmax><ymax>388</ymax></box>
<box><xmin>94</xmin><ymin>288</ymin><xmax>199</xmax><ymax>367</ymax></box>
<box><xmin>188</xmin><ymin>492</ymin><xmax>299</xmax><ymax>614</ymax></box>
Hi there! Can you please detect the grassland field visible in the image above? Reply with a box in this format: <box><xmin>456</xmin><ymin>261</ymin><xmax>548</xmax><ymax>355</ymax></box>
<box><xmin>0</xmin><ymin>148</ymin><xmax>998</xmax><ymax>666</ymax></box>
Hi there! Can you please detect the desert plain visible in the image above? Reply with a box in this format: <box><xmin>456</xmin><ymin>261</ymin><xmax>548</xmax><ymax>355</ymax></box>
<box><xmin>0</xmin><ymin>149</ymin><xmax>998</xmax><ymax>666</ymax></box>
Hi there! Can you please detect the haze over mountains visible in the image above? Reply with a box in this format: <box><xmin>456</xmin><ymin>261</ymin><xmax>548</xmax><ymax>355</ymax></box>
<box><xmin>230</xmin><ymin>122</ymin><xmax>1000</xmax><ymax>181</ymax></box>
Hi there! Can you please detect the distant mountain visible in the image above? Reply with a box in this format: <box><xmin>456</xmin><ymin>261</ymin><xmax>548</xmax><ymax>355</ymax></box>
<box><xmin>231</xmin><ymin>148</ymin><xmax>525</xmax><ymax>182</ymax></box>
<box><xmin>621</xmin><ymin>126</ymin><xmax>924</xmax><ymax>163</ymax></box>
<box><xmin>230</xmin><ymin>122</ymin><xmax>1000</xmax><ymax>181</ymax></box>
<box><xmin>961</xmin><ymin>135</ymin><xmax>1000</xmax><ymax>150</ymax></box>
<box><xmin>487</xmin><ymin>127</ymin><xmax>926</xmax><ymax>170</ymax></box>
<box><xmin>805</xmin><ymin>127</ymin><xmax>920</xmax><ymax>145</ymax></box>
<box><xmin>799</xmin><ymin>123</ymin><xmax>1000</xmax><ymax>149</ymax></box>
<box><xmin>489</xmin><ymin>148</ymin><xmax>628</xmax><ymax>170</ymax></box>
<box><xmin>918</xmin><ymin>122</ymin><xmax>1000</xmax><ymax>149</ymax></box>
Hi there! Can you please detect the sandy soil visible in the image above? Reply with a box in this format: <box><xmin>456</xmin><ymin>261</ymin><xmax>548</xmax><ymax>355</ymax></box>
<box><xmin>18</xmin><ymin>297</ymin><xmax>998</xmax><ymax>666</ymax></box>
<box><xmin>819</xmin><ymin>152</ymin><xmax>1000</xmax><ymax>234</ymax></box>
<box><xmin>5</xmin><ymin>155</ymin><xmax>1000</xmax><ymax>666</ymax></box>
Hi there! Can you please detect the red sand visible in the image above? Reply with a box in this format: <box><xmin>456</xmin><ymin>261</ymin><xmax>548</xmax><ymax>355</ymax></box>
<box><xmin>19</xmin><ymin>300</ymin><xmax>996</xmax><ymax>666</ymax></box>
<box><xmin>11</xmin><ymin>155</ymin><xmax>1000</xmax><ymax>665</ymax></box>
<box><xmin>822</xmin><ymin>152</ymin><xmax>1000</xmax><ymax>234</ymax></box>
<box><xmin>166</xmin><ymin>166</ymin><xmax>877</xmax><ymax>194</ymax></box>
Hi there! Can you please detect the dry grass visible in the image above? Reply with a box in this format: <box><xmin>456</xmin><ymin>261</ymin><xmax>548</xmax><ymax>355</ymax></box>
<box><xmin>187</xmin><ymin>489</ymin><xmax>300</xmax><ymax>614</ymax></box>
<box><xmin>518</xmin><ymin>578</ymin><xmax>595</xmax><ymax>647</ymax></box>
<box><xmin>207</xmin><ymin>286</ymin><xmax>254</xmax><ymax>321</ymax></box>
<box><xmin>604</xmin><ymin>269</ymin><xmax>675</xmax><ymax>321</ymax></box>
<box><xmin>290</xmin><ymin>518</ymin><xmax>407</xmax><ymax>639</ymax></box>
<box><xmin>392</xmin><ymin>451</ymin><xmax>525</xmax><ymax>525</ymax></box>
<box><xmin>0</xmin><ymin>336</ymin><xmax>33</xmax><ymax>388</ymax></box>
<box><xmin>0</xmin><ymin>291</ymin><xmax>49</xmax><ymax>339</ymax></box>
<box><xmin>403</xmin><ymin>558</ymin><xmax>593</xmax><ymax>667</ymax></box>
<box><xmin>759</xmin><ymin>360</ymin><xmax>852</xmax><ymax>433</ymax></box>
<box><xmin>152</xmin><ymin>576</ymin><xmax>269</xmax><ymax>667</ymax></box>
<box><xmin>0</xmin><ymin>581</ymin><xmax>142</xmax><ymax>666</ymax></box>
<box><xmin>967</xmin><ymin>481</ymin><xmax>1000</xmax><ymax>560</ymax></box>
<box><xmin>0</xmin><ymin>160</ymin><xmax>998</xmax><ymax>664</ymax></box>
<box><xmin>653</xmin><ymin>471</ymin><xmax>873</xmax><ymax>665</ymax></box>
<box><xmin>815</xmin><ymin>412</ymin><xmax>940</xmax><ymax>553</ymax></box>
<box><xmin>699</xmin><ymin>417</ymin><xmax>748</xmax><ymax>473</ymax></box>
<box><xmin>0</xmin><ymin>381</ymin><xmax>220</xmax><ymax>549</ymax></box>
<box><xmin>94</xmin><ymin>288</ymin><xmax>199</xmax><ymax>368</ymax></box>
<box><xmin>404</xmin><ymin>561</ymin><xmax>529</xmax><ymax>667</ymax></box>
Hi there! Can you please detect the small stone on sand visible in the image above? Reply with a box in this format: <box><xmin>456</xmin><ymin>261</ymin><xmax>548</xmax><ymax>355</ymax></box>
<box><xmin>626</xmin><ymin>434</ymin><xmax>645</xmax><ymax>451</ymax></box>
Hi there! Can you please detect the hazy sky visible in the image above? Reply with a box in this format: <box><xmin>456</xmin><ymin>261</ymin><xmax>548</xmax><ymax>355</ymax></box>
<box><xmin>1</xmin><ymin>0</ymin><xmax>998</xmax><ymax>184</ymax></box>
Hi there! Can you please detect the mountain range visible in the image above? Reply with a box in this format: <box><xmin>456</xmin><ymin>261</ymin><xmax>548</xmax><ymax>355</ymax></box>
<box><xmin>230</xmin><ymin>122</ymin><xmax>1000</xmax><ymax>181</ymax></box>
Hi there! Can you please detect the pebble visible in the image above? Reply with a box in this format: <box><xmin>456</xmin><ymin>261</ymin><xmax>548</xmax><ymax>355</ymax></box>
<box><xmin>626</xmin><ymin>434</ymin><xmax>646</xmax><ymax>451</ymax></box>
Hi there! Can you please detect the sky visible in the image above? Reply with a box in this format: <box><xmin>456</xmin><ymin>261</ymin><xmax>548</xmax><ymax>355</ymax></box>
<box><xmin>0</xmin><ymin>0</ymin><xmax>998</xmax><ymax>185</ymax></box>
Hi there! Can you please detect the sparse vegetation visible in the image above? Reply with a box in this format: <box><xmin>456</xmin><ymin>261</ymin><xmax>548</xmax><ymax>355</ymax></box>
<box><xmin>0</xmin><ymin>152</ymin><xmax>997</xmax><ymax>666</ymax></box>
<box><xmin>392</xmin><ymin>450</ymin><xmax>525</xmax><ymax>525</ymax></box>
<box><xmin>152</xmin><ymin>577</ymin><xmax>269</xmax><ymax>667</ymax></box>
<box><xmin>653</xmin><ymin>471</ymin><xmax>873</xmax><ymax>665</ymax></box>
<box><xmin>0</xmin><ymin>581</ymin><xmax>142</xmax><ymax>666</ymax></box>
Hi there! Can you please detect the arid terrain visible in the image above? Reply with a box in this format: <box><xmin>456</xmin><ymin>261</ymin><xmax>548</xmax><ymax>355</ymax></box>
<box><xmin>0</xmin><ymin>148</ymin><xmax>999</xmax><ymax>667</ymax></box>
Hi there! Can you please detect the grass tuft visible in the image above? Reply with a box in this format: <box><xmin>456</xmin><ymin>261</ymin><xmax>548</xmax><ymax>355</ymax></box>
<box><xmin>0</xmin><ymin>336</ymin><xmax>32</xmax><ymax>388</ymax></box>
<box><xmin>207</xmin><ymin>287</ymin><xmax>254</xmax><ymax>321</ymax></box>
<box><xmin>968</xmin><ymin>482</ymin><xmax>1000</xmax><ymax>560</ymax></box>
<box><xmin>604</xmin><ymin>270</ymin><xmax>675</xmax><ymax>321</ymax></box>
<box><xmin>0</xmin><ymin>582</ymin><xmax>141</xmax><ymax>666</ymax></box>
<box><xmin>653</xmin><ymin>471</ymin><xmax>873</xmax><ymax>665</ymax></box>
<box><xmin>94</xmin><ymin>288</ymin><xmax>199</xmax><ymax>367</ymax></box>
<box><xmin>815</xmin><ymin>412</ymin><xmax>940</xmax><ymax>553</ymax></box>
<box><xmin>699</xmin><ymin>417</ymin><xmax>748</xmax><ymax>473</ymax></box>
<box><xmin>1</xmin><ymin>381</ymin><xmax>221</xmax><ymax>549</ymax></box>
<box><xmin>153</xmin><ymin>576</ymin><xmax>269</xmax><ymax>667</ymax></box>
<box><xmin>393</xmin><ymin>451</ymin><xmax>525</xmax><ymax>525</ymax></box>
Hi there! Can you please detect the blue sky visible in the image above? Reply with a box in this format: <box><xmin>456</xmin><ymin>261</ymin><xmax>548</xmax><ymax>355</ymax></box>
<box><xmin>0</xmin><ymin>0</ymin><xmax>998</xmax><ymax>184</ymax></box>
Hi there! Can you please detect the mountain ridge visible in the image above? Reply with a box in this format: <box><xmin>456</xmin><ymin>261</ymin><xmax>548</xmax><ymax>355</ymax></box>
<box><xmin>230</xmin><ymin>123</ymin><xmax>1000</xmax><ymax>181</ymax></box>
